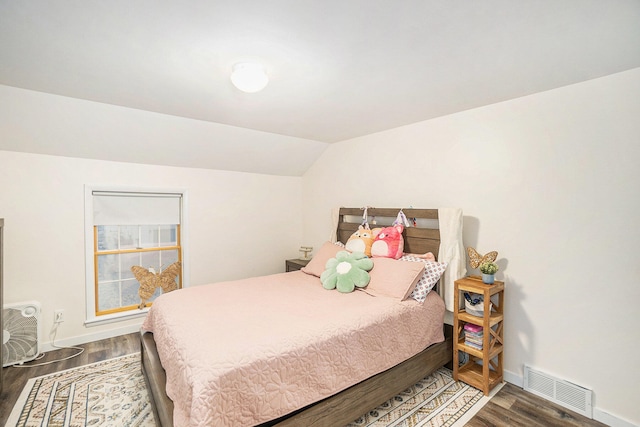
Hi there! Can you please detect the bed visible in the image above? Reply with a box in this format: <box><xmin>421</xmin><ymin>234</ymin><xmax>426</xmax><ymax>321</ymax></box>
<box><xmin>141</xmin><ymin>207</ymin><xmax>457</xmax><ymax>427</ymax></box>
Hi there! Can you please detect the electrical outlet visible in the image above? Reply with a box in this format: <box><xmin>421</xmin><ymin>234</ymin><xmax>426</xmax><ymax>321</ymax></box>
<box><xmin>54</xmin><ymin>309</ymin><xmax>64</xmax><ymax>324</ymax></box>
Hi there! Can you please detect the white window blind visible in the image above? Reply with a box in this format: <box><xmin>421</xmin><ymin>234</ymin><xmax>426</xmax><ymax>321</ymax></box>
<box><xmin>92</xmin><ymin>191</ymin><xmax>182</xmax><ymax>225</ymax></box>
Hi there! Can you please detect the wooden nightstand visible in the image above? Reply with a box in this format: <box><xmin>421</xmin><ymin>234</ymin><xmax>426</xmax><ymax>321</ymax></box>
<box><xmin>285</xmin><ymin>258</ymin><xmax>310</xmax><ymax>272</ymax></box>
<box><xmin>453</xmin><ymin>276</ymin><xmax>504</xmax><ymax>395</ymax></box>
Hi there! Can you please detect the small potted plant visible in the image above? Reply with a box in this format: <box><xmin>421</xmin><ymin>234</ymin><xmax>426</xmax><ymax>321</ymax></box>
<box><xmin>479</xmin><ymin>262</ymin><xmax>499</xmax><ymax>284</ymax></box>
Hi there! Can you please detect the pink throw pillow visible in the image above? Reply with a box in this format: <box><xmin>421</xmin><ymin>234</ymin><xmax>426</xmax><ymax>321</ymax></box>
<box><xmin>301</xmin><ymin>241</ymin><xmax>346</xmax><ymax>277</ymax></box>
<box><xmin>364</xmin><ymin>258</ymin><xmax>425</xmax><ymax>300</ymax></box>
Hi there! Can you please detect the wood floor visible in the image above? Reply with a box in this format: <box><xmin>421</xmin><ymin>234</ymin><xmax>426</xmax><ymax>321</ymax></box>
<box><xmin>1</xmin><ymin>333</ymin><xmax>607</xmax><ymax>427</ymax></box>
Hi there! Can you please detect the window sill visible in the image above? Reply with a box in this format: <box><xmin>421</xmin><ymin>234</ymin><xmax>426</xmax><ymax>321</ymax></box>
<box><xmin>85</xmin><ymin>309</ymin><xmax>149</xmax><ymax>327</ymax></box>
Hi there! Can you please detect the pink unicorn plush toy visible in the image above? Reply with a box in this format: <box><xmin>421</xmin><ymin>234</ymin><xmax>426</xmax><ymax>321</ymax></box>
<box><xmin>371</xmin><ymin>224</ymin><xmax>404</xmax><ymax>259</ymax></box>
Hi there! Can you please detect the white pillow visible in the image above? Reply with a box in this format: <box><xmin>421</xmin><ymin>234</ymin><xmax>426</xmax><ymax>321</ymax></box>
<box><xmin>400</xmin><ymin>254</ymin><xmax>448</xmax><ymax>303</ymax></box>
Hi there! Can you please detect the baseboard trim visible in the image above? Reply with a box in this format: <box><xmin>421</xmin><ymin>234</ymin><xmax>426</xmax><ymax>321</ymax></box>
<box><xmin>503</xmin><ymin>368</ymin><xmax>523</xmax><ymax>388</ymax></box>
<box><xmin>592</xmin><ymin>409</ymin><xmax>638</xmax><ymax>427</ymax></box>
<box><xmin>40</xmin><ymin>322</ymin><xmax>142</xmax><ymax>353</ymax></box>
<box><xmin>503</xmin><ymin>369</ymin><xmax>637</xmax><ymax>427</ymax></box>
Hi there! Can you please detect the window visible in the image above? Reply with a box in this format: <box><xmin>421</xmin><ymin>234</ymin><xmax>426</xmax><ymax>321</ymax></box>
<box><xmin>85</xmin><ymin>187</ymin><xmax>186</xmax><ymax>324</ymax></box>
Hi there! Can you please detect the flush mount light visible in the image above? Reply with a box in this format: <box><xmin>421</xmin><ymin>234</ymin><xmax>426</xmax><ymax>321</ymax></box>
<box><xmin>230</xmin><ymin>62</ymin><xmax>269</xmax><ymax>93</ymax></box>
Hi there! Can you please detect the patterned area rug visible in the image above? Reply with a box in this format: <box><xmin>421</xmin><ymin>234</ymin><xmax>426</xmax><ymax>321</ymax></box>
<box><xmin>6</xmin><ymin>353</ymin><xmax>154</xmax><ymax>427</ymax></box>
<box><xmin>346</xmin><ymin>368</ymin><xmax>488</xmax><ymax>427</ymax></box>
<box><xmin>7</xmin><ymin>355</ymin><xmax>494</xmax><ymax>427</ymax></box>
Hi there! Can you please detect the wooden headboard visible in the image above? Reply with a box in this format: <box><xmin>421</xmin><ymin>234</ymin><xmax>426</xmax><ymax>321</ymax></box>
<box><xmin>337</xmin><ymin>208</ymin><xmax>440</xmax><ymax>257</ymax></box>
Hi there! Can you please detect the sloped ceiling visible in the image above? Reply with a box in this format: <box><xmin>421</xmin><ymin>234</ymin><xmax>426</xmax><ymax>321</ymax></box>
<box><xmin>1</xmin><ymin>1</ymin><xmax>639</xmax><ymax>175</ymax></box>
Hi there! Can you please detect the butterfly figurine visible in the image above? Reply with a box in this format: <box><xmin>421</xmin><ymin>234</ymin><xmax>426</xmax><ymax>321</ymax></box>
<box><xmin>131</xmin><ymin>261</ymin><xmax>181</xmax><ymax>310</ymax></box>
<box><xmin>466</xmin><ymin>247</ymin><xmax>498</xmax><ymax>269</ymax></box>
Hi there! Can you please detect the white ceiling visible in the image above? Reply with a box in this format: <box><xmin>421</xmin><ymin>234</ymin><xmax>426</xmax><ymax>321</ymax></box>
<box><xmin>1</xmin><ymin>1</ymin><xmax>639</xmax><ymax>171</ymax></box>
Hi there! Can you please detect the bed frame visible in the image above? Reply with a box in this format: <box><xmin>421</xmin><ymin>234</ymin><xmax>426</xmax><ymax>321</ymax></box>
<box><xmin>141</xmin><ymin>207</ymin><xmax>454</xmax><ymax>427</ymax></box>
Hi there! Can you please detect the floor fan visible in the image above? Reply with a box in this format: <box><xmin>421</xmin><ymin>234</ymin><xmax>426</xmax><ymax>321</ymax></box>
<box><xmin>2</xmin><ymin>301</ymin><xmax>40</xmax><ymax>367</ymax></box>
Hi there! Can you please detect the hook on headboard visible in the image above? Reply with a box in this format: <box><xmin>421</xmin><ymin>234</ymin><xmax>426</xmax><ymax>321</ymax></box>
<box><xmin>393</xmin><ymin>209</ymin><xmax>412</xmax><ymax>228</ymax></box>
<box><xmin>360</xmin><ymin>206</ymin><xmax>374</xmax><ymax>228</ymax></box>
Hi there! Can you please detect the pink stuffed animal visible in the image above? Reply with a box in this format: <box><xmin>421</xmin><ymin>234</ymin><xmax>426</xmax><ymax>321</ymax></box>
<box><xmin>371</xmin><ymin>225</ymin><xmax>404</xmax><ymax>259</ymax></box>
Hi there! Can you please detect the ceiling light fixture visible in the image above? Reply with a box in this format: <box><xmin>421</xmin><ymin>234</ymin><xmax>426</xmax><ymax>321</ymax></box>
<box><xmin>230</xmin><ymin>62</ymin><xmax>269</xmax><ymax>93</ymax></box>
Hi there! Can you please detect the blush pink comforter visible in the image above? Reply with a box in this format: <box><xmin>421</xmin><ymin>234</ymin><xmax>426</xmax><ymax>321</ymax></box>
<box><xmin>141</xmin><ymin>271</ymin><xmax>445</xmax><ymax>427</ymax></box>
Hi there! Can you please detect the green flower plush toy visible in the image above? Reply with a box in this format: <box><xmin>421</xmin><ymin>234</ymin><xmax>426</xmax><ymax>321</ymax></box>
<box><xmin>321</xmin><ymin>251</ymin><xmax>374</xmax><ymax>293</ymax></box>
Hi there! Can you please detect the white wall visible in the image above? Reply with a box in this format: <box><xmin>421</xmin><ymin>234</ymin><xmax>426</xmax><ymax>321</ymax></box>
<box><xmin>0</xmin><ymin>150</ymin><xmax>302</xmax><ymax>348</ymax></box>
<box><xmin>302</xmin><ymin>68</ymin><xmax>640</xmax><ymax>425</ymax></box>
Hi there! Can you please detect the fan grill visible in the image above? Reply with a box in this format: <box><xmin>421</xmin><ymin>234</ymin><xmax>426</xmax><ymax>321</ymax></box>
<box><xmin>2</xmin><ymin>302</ymin><xmax>40</xmax><ymax>367</ymax></box>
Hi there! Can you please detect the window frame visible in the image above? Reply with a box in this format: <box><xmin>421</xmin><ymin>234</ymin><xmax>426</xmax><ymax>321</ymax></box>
<box><xmin>93</xmin><ymin>224</ymin><xmax>182</xmax><ymax>316</ymax></box>
<box><xmin>84</xmin><ymin>185</ymin><xmax>188</xmax><ymax>326</ymax></box>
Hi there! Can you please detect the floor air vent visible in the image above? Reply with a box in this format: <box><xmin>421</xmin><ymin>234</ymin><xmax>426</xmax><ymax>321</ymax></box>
<box><xmin>524</xmin><ymin>365</ymin><xmax>592</xmax><ymax>418</ymax></box>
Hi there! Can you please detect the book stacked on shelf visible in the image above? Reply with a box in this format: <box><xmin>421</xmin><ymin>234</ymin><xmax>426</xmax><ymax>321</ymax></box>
<box><xmin>463</xmin><ymin>322</ymin><xmax>483</xmax><ymax>350</ymax></box>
